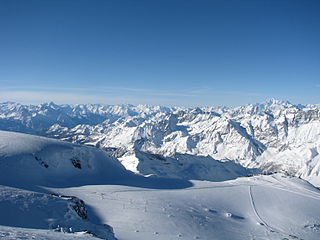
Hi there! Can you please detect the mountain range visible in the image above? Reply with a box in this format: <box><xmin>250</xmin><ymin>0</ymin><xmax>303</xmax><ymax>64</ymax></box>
<box><xmin>1</xmin><ymin>99</ymin><xmax>319</xmax><ymax>186</ymax></box>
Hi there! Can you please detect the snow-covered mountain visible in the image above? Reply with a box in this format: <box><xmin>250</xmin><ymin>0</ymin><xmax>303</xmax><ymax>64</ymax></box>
<box><xmin>1</xmin><ymin>130</ymin><xmax>320</xmax><ymax>240</ymax></box>
<box><xmin>0</xmin><ymin>130</ymin><xmax>129</xmax><ymax>239</ymax></box>
<box><xmin>0</xmin><ymin>130</ymin><xmax>131</xmax><ymax>188</ymax></box>
<box><xmin>0</xmin><ymin>99</ymin><xmax>319</xmax><ymax>185</ymax></box>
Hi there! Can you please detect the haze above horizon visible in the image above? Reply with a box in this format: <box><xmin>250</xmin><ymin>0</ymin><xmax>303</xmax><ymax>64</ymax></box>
<box><xmin>0</xmin><ymin>0</ymin><xmax>319</xmax><ymax>107</ymax></box>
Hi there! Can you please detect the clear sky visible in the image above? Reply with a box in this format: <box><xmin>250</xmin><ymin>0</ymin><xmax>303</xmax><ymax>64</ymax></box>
<box><xmin>0</xmin><ymin>0</ymin><xmax>319</xmax><ymax>107</ymax></box>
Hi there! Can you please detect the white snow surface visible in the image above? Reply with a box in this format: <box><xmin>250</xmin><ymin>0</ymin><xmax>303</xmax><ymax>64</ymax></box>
<box><xmin>0</xmin><ymin>186</ymin><xmax>114</xmax><ymax>240</ymax></box>
<box><xmin>1</xmin><ymin>130</ymin><xmax>320</xmax><ymax>240</ymax></box>
<box><xmin>0</xmin><ymin>130</ymin><xmax>127</xmax><ymax>187</ymax></box>
<box><xmin>52</xmin><ymin>174</ymin><xmax>320</xmax><ymax>240</ymax></box>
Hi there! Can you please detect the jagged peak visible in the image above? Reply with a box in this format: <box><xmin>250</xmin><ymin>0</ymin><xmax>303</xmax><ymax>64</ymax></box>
<box><xmin>263</xmin><ymin>98</ymin><xmax>291</xmax><ymax>107</ymax></box>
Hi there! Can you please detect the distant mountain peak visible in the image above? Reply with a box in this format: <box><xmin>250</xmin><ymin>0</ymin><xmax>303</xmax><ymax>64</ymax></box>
<box><xmin>264</xmin><ymin>98</ymin><xmax>291</xmax><ymax>106</ymax></box>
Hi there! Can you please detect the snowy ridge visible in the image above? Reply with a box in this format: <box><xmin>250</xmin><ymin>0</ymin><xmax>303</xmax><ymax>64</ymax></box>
<box><xmin>115</xmin><ymin>150</ymin><xmax>258</xmax><ymax>181</ymax></box>
<box><xmin>0</xmin><ymin>130</ymin><xmax>127</xmax><ymax>187</ymax></box>
<box><xmin>0</xmin><ymin>99</ymin><xmax>320</xmax><ymax>185</ymax></box>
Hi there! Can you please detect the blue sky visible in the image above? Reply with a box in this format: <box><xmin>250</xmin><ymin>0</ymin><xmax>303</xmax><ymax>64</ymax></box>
<box><xmin>0</xmin><ymin>0</ymin><xmax>319</xmax><ymax>107</ymax></box>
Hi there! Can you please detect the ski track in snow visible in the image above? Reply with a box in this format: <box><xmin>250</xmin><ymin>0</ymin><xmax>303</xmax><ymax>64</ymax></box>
<box><xmin>108</xmin><ymin>180</ymin><xmax>320</xmax><ymax>200</ymax></box>
<box><xmin>271</xmin><ymin>175</ymin><xmax>320</xmax><ymax>199</ymax></box>
<box><xmin>100</xmin><ymin>180</ymin><xmax>320</xmax><ymax>240</ymax></box>
<box><xmin>260</xmin><ymin>177</ymin><xmax>320</xmax><ymax>201</ymax></box>
<box><xmin>248</xmin><ymin>185</ymin><xmax>279</xmax><ymax>236</ymax></box>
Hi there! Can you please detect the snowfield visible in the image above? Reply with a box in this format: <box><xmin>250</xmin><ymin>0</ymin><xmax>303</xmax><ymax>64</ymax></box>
<box><xmin>53</xmin><ymin>175</ymin><xmax>320</xmax><ymax>240</ymax></box>
<box><xmin>0</xmin><ymin>130</ymin><xmax>320</xmax><ymax>240</ymax></box>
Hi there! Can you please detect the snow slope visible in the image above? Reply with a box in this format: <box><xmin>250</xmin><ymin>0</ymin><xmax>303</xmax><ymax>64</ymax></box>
<box><xmin>0</xmin><ymin>130</ymin><xmax>127</xmax><ymax>188</ymax></box>
<box><xmin>1</xmin><ymin>131</ymin><xmax>320</xmax><ymax>240</ymax></box>
<box><xmin>54</xmin><ymin>174</ymin><xmax>320</xmax><ymax>240</ymax></box>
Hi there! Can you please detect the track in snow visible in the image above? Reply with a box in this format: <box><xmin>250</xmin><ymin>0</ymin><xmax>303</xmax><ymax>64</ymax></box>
<box><xmin>248</xmin><ymin>186</ymin><xmax>276</xmax><ymax>233</ymax></box>
<box><xmin>248</xmin><ymin>185</ymin><xmax>303</xmax><ymax>240</ymax></box>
